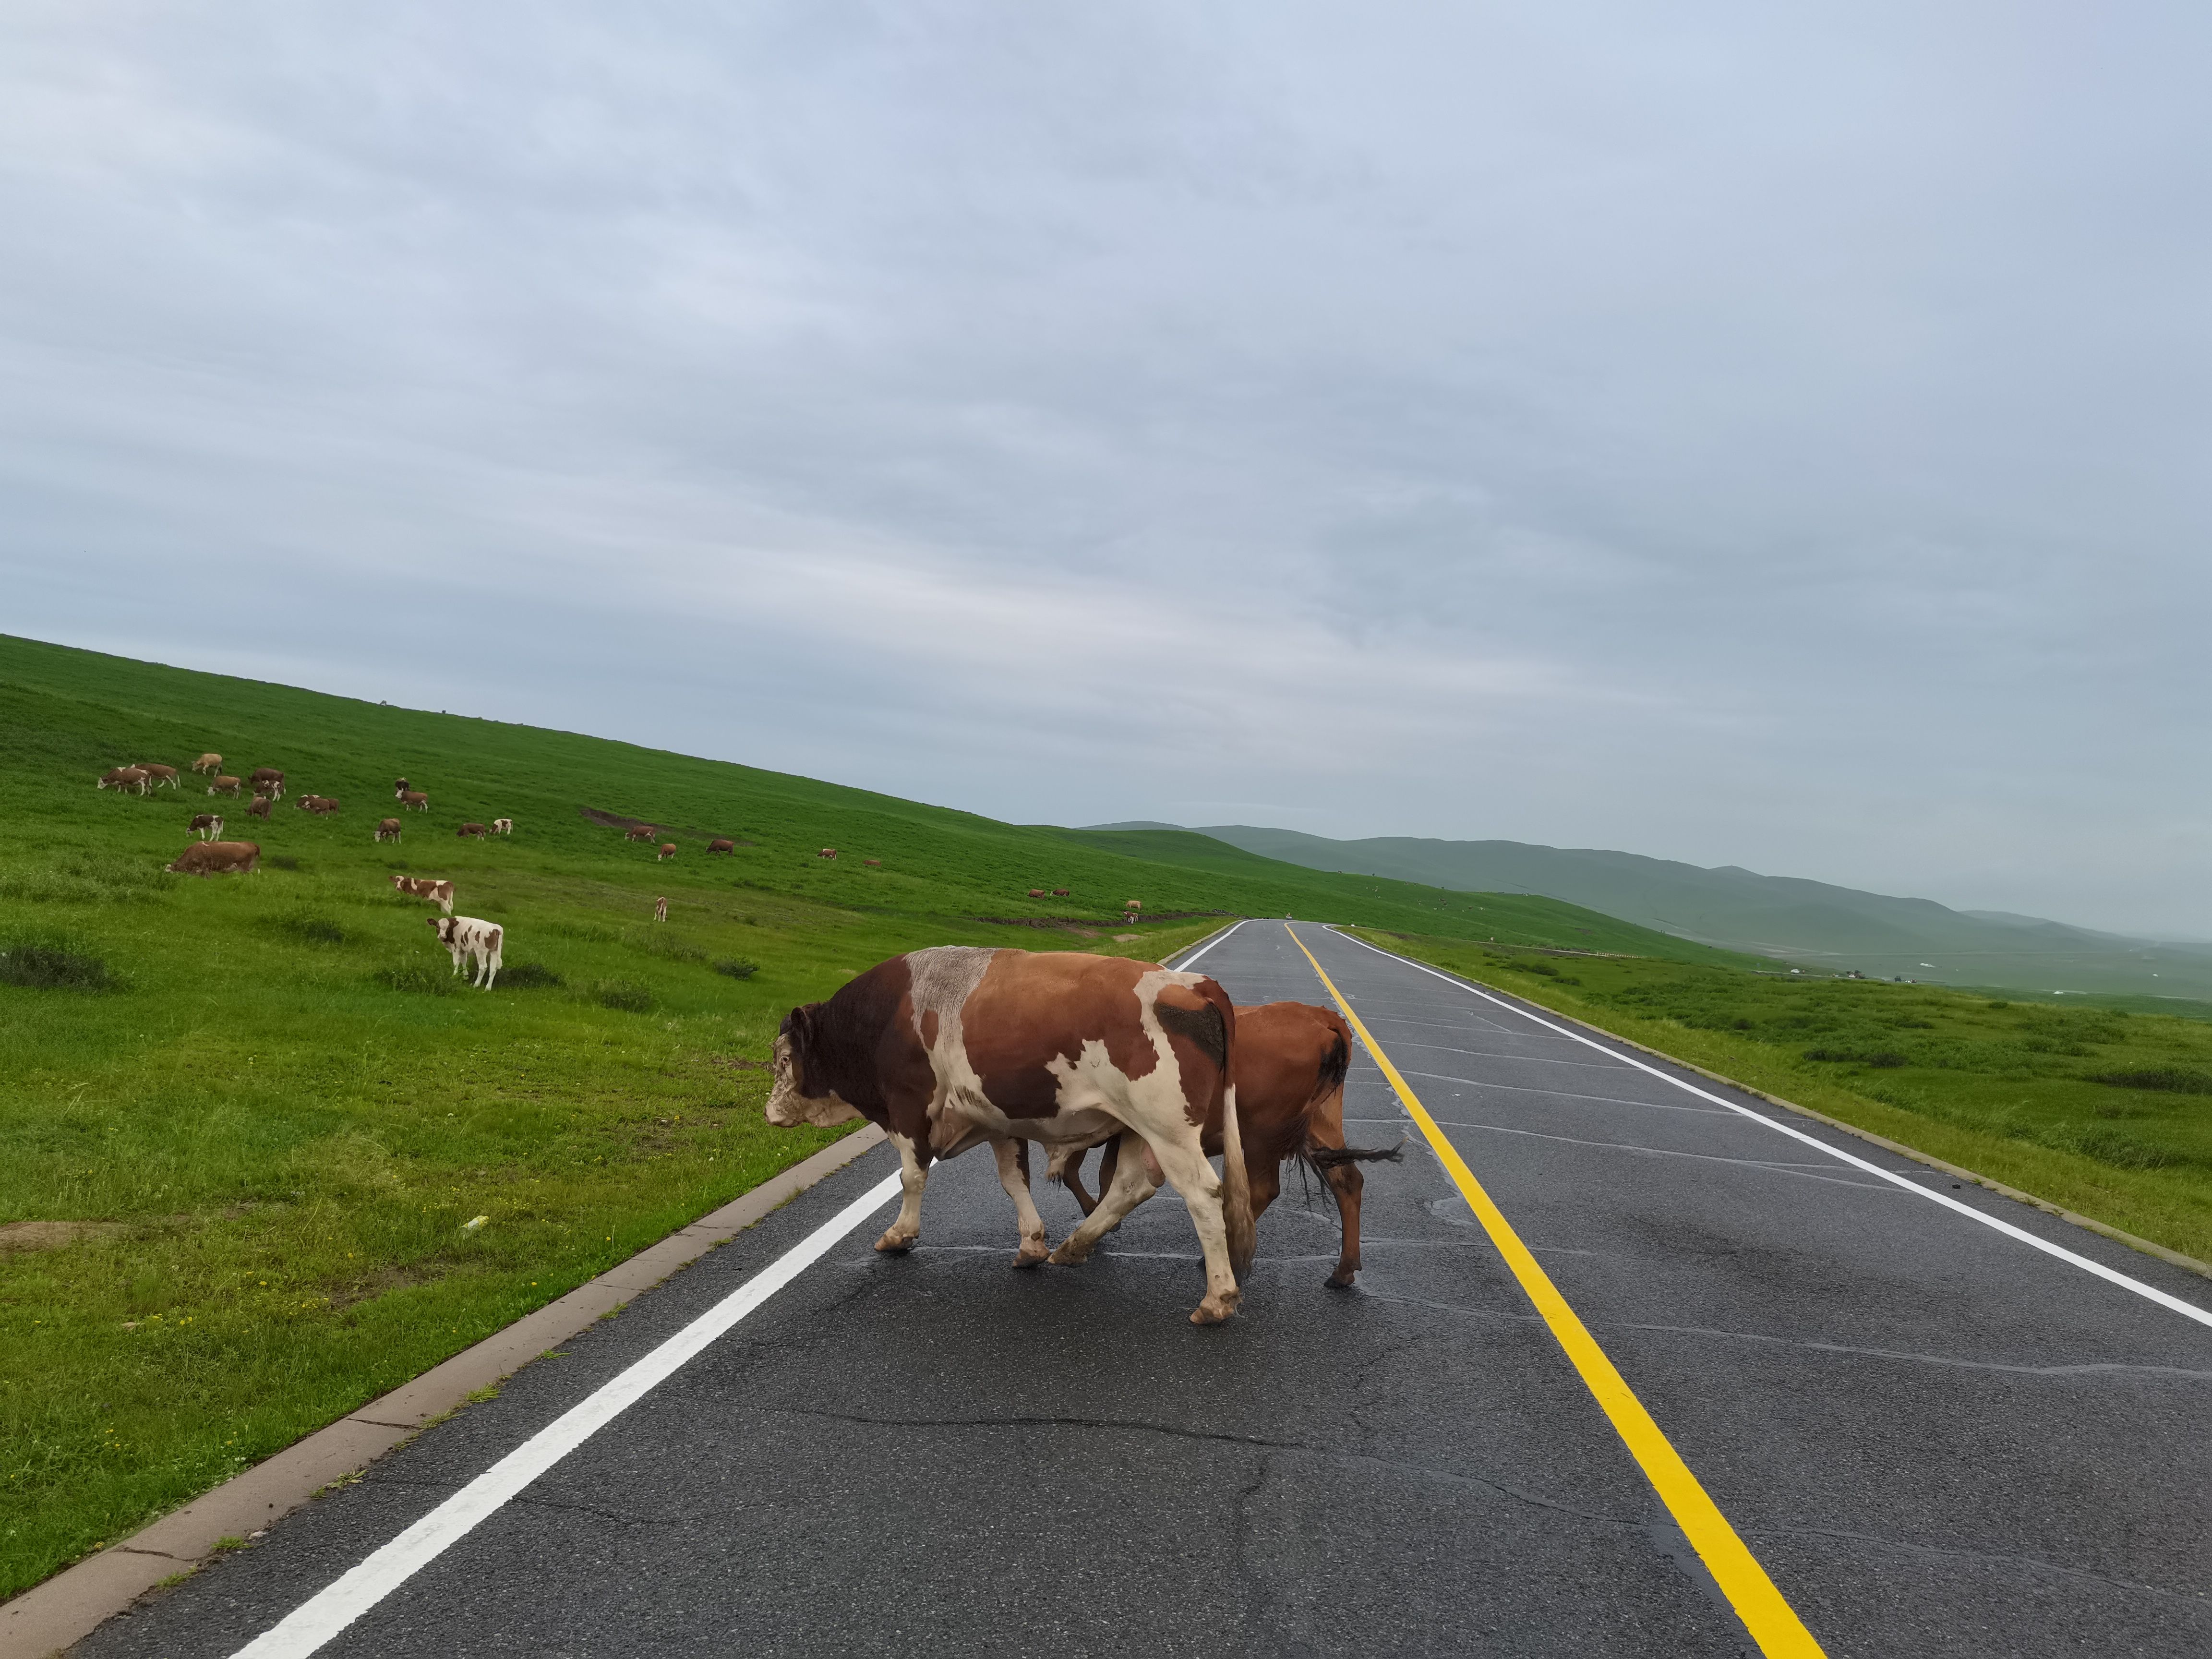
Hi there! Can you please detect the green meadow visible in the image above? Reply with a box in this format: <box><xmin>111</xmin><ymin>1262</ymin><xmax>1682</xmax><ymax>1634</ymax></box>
<box><xmin>1353</xmin><ymin>932</ymin><xmax>2212</xmax><ymax>1269</ymax></box>
<box><xmin>0</xmin><ymin>634</ymin><xmax>1695</xmax><ymax>1596</ymax></box>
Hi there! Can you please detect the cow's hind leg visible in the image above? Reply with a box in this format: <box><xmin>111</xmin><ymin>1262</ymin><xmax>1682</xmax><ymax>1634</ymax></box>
<box><xmin>1144</xmin><ymin>1131</ymin><xmax>1242</xmax><ymax>1324</ymax></box>
<box><xmin>992</xmin><ymin>1138</ymin><xmax>1050</xmax><ymax>1267</ymax></box>
<box><xmin>1048</xmin><ymin>1131</ymin><xmax>1160</xmax><ymax>1268</ymax></box>
<box><xmin>1322</xmin><ymin>1158</ymin><xmax>1365</xmax><ymax>1287</ymax></box>
<box><xmin>876</xmin><ymin>1133</ymin><xmax>931</xmax><ymax>1252</ymax></box>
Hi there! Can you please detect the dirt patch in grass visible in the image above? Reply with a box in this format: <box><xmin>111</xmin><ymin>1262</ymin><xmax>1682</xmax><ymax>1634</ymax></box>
<box><xmin>0</xmin><ymin>1221</ymin><xmax>126</xmax><ymax>1252</ymax></box>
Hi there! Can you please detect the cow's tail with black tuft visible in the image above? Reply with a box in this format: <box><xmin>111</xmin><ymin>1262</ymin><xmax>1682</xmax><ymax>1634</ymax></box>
<box><xmin>1291</xmin><ymin>1022</ymin><xmax>1403</xmax><ymax>1206</ymax></box>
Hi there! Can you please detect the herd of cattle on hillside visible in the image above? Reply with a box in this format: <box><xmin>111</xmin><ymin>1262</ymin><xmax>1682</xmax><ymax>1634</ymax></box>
<box><xmin>99</xmin><ymin>757</ymin><xmax>1381</xmax><ymax>1319</ymax></box>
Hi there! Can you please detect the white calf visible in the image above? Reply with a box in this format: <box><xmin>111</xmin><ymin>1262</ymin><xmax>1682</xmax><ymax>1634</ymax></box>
<box><xmin>491</xmin><ymin>817</ymin><xmax>513</xmax><ymax>835</ymax></box>
<box><xmin>428</xmin><ymin>914</ymin><xmax>503</xmax><ymax>988</ymax></box>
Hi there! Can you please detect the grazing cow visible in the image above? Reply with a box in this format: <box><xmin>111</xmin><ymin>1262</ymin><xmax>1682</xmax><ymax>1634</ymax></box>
<box><xmin>491</xmin><ymin>818</ymin><xmax>512</xmax><ymax>835</ymax></box>
<box><xmin>247</xmin><ymin>794</ymin><xmax>272</xmax><ymax>819</ymax></box>
<box><xmin>1052</xmin><ymin>888</ymin><xmax>1069</xmax><ymax>897</ymax></box>
<box><xmin>1056</xmin><ymin>1001</ymin><xmax>1399</xmax><ymax>1289</ymax></box>
<box><xmin>192</xmin><ymin>753</ymin><xmax>222</xmax><ymax>775</ymax></box>
<box><xmin>708</xmin><ymin>838</ymin><xmax>735</xmax><ymax>855</ymax></box>
<box><xmin>136</xmin><ymin>763</ymin><xmax>181</xmax><ymax>790</ymax></box>
<box><xmin>1125</xmin><ymin>900</ymin><xmax>1142</xmax><ymax>912</ymax></box>
<box><xmin>188</xmin><ymin>813</ymin><xmax>224</xmax><ymax>842</ymax></box>
<box><xmin>249</xmin><ymin>767</ymin><xmax>284</xmax><ymax>800</ymax></box>
<box><xmin>168</xmin><ymin>840</ymin><xmax>260</xmax><ymax>876</ymax></box>
<box><xmin>653</xmin><ymin>896</ymin><xmax>668</xmax><ymax>922</ymax></box>
<box><xmin>767</xmin><ymin>948</ymin><xmax>1254</xmax><ymax>1322</ymax></box>
<box><xmin>428</xmin><ymin>915</ymin><xmax>503</xmax><ymax>988</ymax></box>
<box><xmin>657</xmin><ymin>842</ymin><xmax>676</xmax><ymax>861</ymax></box>
<box><xmin>98</xmin><ymin>767</ymin><xmax>150</xmax><ymax>794</ymax></box>
<box><xmin>817</xmin><ymin>847</ymin><xmax>838</xmax><ymax>860</ymax></box>
<box><xmin>208</xmin><ymin>775</ymin><xmax>242</xmax><ymax>797</ymax></box>
<box><xmin>1027</xmin><ymin>889</ymin><xmax>1045</xmax><ymax>898</ymax></box>
<box><xmin>298</xmin><ymin>794</ymin><xmax>338</xmax><ymax>815</ymax></box>
<box><xmin>375</xmin><ymin>817</ymin><xmax>402</xmax><ymax>842</ymax></box>
<box><xmin>397</xmin><ymin>790</ymin><xmax>429</xmax><ymax>812</ymax></box>
<box><xmin>625</xmin><ymin>824</ymin><xmax>657</xmax><ymax>843</ymax></box>
<box><xmin>390</xmin><ymin>874</ymin><xmax>456</xmax><ymax>914</ymax></box>
<box><xmin>458</xmin><ymin>822</ymin><xmax>488</xmax><ymax>838</ymax></box>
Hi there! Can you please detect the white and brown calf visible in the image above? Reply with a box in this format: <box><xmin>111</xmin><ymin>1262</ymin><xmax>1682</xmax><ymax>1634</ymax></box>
<box><xmin>249</xmin><ymin>767</ymin><xmax>284</xmax><ymax>800</ymax></box>
<box><xmin>653</xmin><ymin>896</ymin><xmax>669</xmax><ymax>922</ymax></box>
<box><xmin>428</xmin><ymin>915</ymin><xmax>503</xmax><ymax>989</ymax></box>
<box><xmin>491</xmin><ymin>817</ymin><xmax>512</xmax><ymax>835</ymax></box>
<box><xmin>390</xmin><ymin>874</ymin><xmax>455</xmax><ymax>914</ymax></box>
<box><xmin>188</xmin><ymin>813</ymin><xmax>224</xmax><ymax>841</ymax></box>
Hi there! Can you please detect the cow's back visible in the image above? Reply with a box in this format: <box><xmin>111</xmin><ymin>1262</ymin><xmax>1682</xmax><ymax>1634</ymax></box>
<box><xmin>1229</xmin><ymin>1001</ymin><xmax>1351</xmax><ymax>1160</ymax></box>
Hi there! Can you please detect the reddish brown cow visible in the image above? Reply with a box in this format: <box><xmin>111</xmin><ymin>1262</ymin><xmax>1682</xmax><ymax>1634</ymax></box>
<box><xmin>247</xmin><ymin>794</ymin><xmax>272</xmax><ymax>819</ymax></box>
<box><xmin>1056</xmin><ymin>1001</ymin><xmax>1398</xmax><ymax>1289</ymax></box>
<box><xmin>249</xmin><ymin>767</ymin><xmax>284</xmax><ymax>800</ymax></box>
<box><xmin>208</xmin><ymin>775</ymin><xmax>242</xmax><ymax>796</ymax></box>
<box><xmin>1027</xmin><ymin>889</ymin><xmax>1046</xmax><ymax>898</ymax></box>
<box><xmin>707</xmin><ymin>838</ymin><xmax>735</xmax><ymax>854</ymax></box>
<box><xmin>398</xmin><ymin>790</ymin><xmax>430</xmax><ymax>812</ymax></box>
<box><xmin>136</xmin><ymin>763</ymin><xmax>180</xmax><ymax>790</ymax></box>
<box><xmin>817</xmin><ymin>847</ymin><xmax>838</xmax><ymax>860</ymax></box>
<box><xmin>625</xmin><ymin>825</ymin><xmax>657</xmax><ymax>843</ymax></box>
<box><xmin>98</xmin><ymin>767</ymin><xmax>150</xmax><ymax>794</ymax></box>
<box><xmin>390</xmin><ymin>874</ymin><xmax>455</xmax><ymax>914</ymax></box>
<box><xmin>375</xmin><ymin>817</ymin><xmax>402</xmax><ymax>842</ymax></box>
<box><xmin>192</xmin><ymin>753</ymin><xmax>222</xmax><ymax>775</ymax></box>
<box><xmin>1052</xmin><ymin>888</ymin><xmax>1069</xmax><ymax>897</ymax></box>
<box><xmin>656</xmin><ymin>842</ymin><xmax>676</xmax><ymax>861</ymax></box>
<box><xmin>188</xmin><ymin>813</ymin><xmax>224</xmax><ymax>841</ymax></box>
<box><xmin>458</xmin><ymin>822</ymin><xmax>488</xmax><ymax>838</ymax></box>
<box><xmin>865</xmin><ymin>858</ymin><xmax>883</xmax><ymax>867</ymax></box>
<box><xmin>168</xmin><ymin>840</ymin><xmax>260</xmax><ymax>876</ymax></box>
<box><xmin>767</xmin><ymin>948</ymin><xmax>1254</xmax><ymax>1322</ymax></box>
<box><xmin>653</xmin><ymin>896</ymin><xmax>669</xmax><ymax>922</ymax></box>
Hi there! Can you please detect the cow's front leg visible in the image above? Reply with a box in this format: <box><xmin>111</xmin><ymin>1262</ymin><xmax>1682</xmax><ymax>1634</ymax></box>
<box><xmin>992</xmin><ymin>1138</ymin><xmax>1050</xmax><ymax>1267</ymax></box>
<box><xmin>876</xmin><ymin>1132</ymin><xmax>931</xmax><ymax>1252</ymax></box>
<box><xmin>1047</xmin><ymin>1131</ymin><xmax>1160</xmax><ymax>1267</ymax></box>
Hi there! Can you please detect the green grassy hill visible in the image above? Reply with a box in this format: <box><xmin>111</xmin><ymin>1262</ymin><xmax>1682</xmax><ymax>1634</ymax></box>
<box><xmin>0</xmin><ymin>632</ymin><xmax>1726</xmax><ymax>1596</ymax></box>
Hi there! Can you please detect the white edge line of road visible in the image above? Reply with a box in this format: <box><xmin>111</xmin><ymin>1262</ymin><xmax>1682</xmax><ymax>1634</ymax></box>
<box><xmin>228</xmin><ymin>1169</ymin><xmax>904</xmax><ymax>1659</ymax></box>
<box><xmin>1319</xmin><ymin>926</ymin><xmax>2212</xmax><ymax>1332</ymax></box>
<box><xmin>1166</xmin><ymin>916</ymin><xmax>1246</xmax><ymax>973</ymax></box>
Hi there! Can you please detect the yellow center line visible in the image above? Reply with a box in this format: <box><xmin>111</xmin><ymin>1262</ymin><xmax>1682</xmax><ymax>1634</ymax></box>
<box><xmin>1284</xmin><ymin>924</ymin><xmax>1826</xmax><ymax>1658</ymax></box>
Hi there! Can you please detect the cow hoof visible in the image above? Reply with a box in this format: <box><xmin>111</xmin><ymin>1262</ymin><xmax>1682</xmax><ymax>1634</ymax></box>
<box><xmin>1190</xmin><ymin>1293</ymin><xmax>1239</xmax><ymax>1325</ymax></box>
<box><xmin>1325</xmin><ymin>1269</ymin><xmax>1357</xmax><ymax>1289</ymax></box>
<box><xmin>1046</xmin><ymin>1241</ymin><xmax>1090</xmax><ymax>1267</ymax></box>
<box><xmin>1010</xmin><ymin>1249</ymin><xmax>1048</xmax><ymax>1270</ymax></box>
<box><xmin>873</xmin><ymin>1230</ymin><xmax>916</xmax><ymax>1253</ymax></box>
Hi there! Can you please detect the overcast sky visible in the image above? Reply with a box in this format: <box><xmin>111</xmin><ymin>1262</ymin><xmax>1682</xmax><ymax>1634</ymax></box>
<box><xmin>6</xmin><ymin>4</ymin><xmax>2209</xmax><ymax>936</ymax></box>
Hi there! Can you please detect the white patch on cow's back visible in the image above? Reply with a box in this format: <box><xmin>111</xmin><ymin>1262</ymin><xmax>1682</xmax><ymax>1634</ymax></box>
<box><xmin>905</xmin><ymin>946</ymin><xmax>998</xmax><ymax>1041</ymax></box>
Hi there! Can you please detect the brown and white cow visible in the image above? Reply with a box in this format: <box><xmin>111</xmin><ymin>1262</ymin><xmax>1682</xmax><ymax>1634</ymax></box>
<box><xmin>168</xmin><ymin>840</ymin><xmax>260</xmax><ymax>876</ymax></box>
<box><xmin>394</xmin><ymin>777</ymin><xmax>410</xmax><ymax>794</ymax></box>
<box><xmin>1027</xmin><ymin>889</ymin><xmax>1046</xmax><ymax>898</ymax></box>
<box><xmin>653</xmin><ymin>896</ymin><xmax>669</xmax><ymax>922</ymax></box>
<box><xmin>136</xmin><ymin>763</ymin><xmax>181</xmax><ymax>790</ymax></box>
<box><xmin>428</xmin><ymin>914</ymin><xmax>503</xmax><ymax>988</ymax></box>
<box><xmin>817</xmin><ymin>847</ymin><xmax>838</xmax><ymax>860</ymax></box>
<box><xmin>491</xmin><ymin>817</ymin><xmax>512</xmax><ymax>835</ymax></box>
<box><xmin>208</xmin><ymin>775</ymin><xmax>242</xmax><ymax>797</ymax></box>
<box><xmin>375</xmin><ymin>817</ymin><xmax>403</xmax><ymax>842</ymax></box>
<box><xmin>391</xmin><ymin>874</ymin><xmax>455</xmax><ymax>914</ymax></box>
<box><xmin>249</xmin><ymin>767</ymin><xmax>284</xmax><ymax>799</ymax></box>
<box><xmin>398</xmin><ymin>790</ymin><xmax>430</xmax><ymax>812</ymax></box>
<box><xmin>192</xmin><ymin>753</ymin><xmax>222</xmax><ymax>775</ymax></box>
<box><xmin>188</xmin><ymin>813</ymin><xmax>224</xmax><ymax>842</ymax></box>
<box><xmin>1055</xmin><ymin>1001</ymin><xmax>1399</xmax><ymax>1289</ymax></box>
<box><xmin>458</xmin><ymin>822</ymin><xmax>488</xmax><ymax>838</ymax></box>
<box><xmin>657</xmin><ymin>842</ymin><xmax>676</xmax><ymax>861</ymax></box>
<box><xmin>707</xmin><ymin>838</ymin><xmax>735</xmax><ymax>855</ymax></box>
<box><xmin>247</xmin><ymin>794</ymin><xmax>272</xmax><ymax>819</ymax></box>
<box><xmin>298</xmin><ymin>795</ymin><xmax>338</xmax><ymax>815</ymax></box>
<box><xmin>625</xmin><ymin>825</ymin><xmax>657</xmax><ymax>843</ymax></box>
<box><xmin>98</xmin><ymin>767</ymin><xmax>150</xmax><ymax>794</ymax></box>
<box><xmin>767</xmin><ymin>948</ymin><xmax>1255</xmax><ymax>1323</ymax></box>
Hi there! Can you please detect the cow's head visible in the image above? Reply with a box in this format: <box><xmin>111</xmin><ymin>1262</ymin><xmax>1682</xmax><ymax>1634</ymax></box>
<box><xmin>427</xmin><ymin>915</ymin><xmax>453</xmax><ymax>943</ymax></box>
<box><xmin>765</xmin><ymin>1003</ymin><xmax>861</xmax><ymax>1127</ymax></box>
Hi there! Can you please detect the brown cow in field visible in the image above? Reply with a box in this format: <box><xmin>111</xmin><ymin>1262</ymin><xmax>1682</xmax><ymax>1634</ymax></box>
<box><xmin>458</xmin><ymin>822</ymin><xmax>488</xmax><ymax>838</ymax></box>
<box><xmin>707</xmin><ymin>838</ymin><xmax>735</xmax><ymax>855</ymax></box>
<box><xmin>865</xmin><ymin>858</ymin><xmax>882</xmax><ymax>867</ymax></box>
<box><xmin>298</xmin><ymin>795</ymin><xmax>339</xmax><ymax>815</ymax></box>
<box><xmin>1052</xmin><ymin>888</ymin><xmax>1069</xmax><ymax>897</ymax></box>
<box><xmin>767</xmin><ymin>948</ymin><xmax>1254</xmax><ymax>1322</ymax></box>
<box><xmin>817</xmin><ymin>847</ymin><xmax>837</xmax><ymax>860</ymax></box>
<box><xmin>192</xmin><ymin>753</ymin><xmax>222</xmax><ymax>775</ymax></box>
<box><xmin>653</xmin><ymin>896</ymin><xmax>669</xmax><ymax>922</ymax></box>
<box><xmin>390</xmin><ymin>874</ymin><xmax>456</xmax><ymax>914</ymax></box>
<box><xmin>249</xmin><ymin>767</ymin><xmax>284</xmax><ymax>799</ymax></box>
<box><xmin>1125</xmin><ymin>900</ymin><xmax>1142</xmax><ymax>912</ymax></box>
<box><xmin>625</xmin><ymin>825</ymin><xmax>657</xmax><ymax>843</ymax></box>
<box><xmin>375</xmin><ymin>817</ymin><xmax>403</xmax><ymax>842</ymax></box>
<box><xmin>657</xmin><ymin>842</ymin><xmax>676</xmax><ymax>860</ymax></box>
<box><xmin>208</xmin><ymin>775</ymin><xmax>242</xmax><ymax>796</ymax></box>
<box><xmin>1055</xmin><ymin>1001</ymin><xmax>1398</xmax><ymax>1289</ymax></box>
<box><xmin>188</xmin><ymin>813</ymin><xmax>224</xmax><ymax>842</ymax></box>
<box><xmin>98</xmin><ymin>767</ymin><xmax>150</xmax><ymax>794</ymax></box>
<box><xmin>247</xmin><ymin>794</ymin><xmax>272</xmax><ymax>819</ymax></box>
<box><xmin>136</xmin><ymin>763</ymin><xmax>180</xmax><ymax>790</ymax></box>
<box><xmin>168</xmin><ymin>840</ymin><xmax>260</xmax><ymax>876</ymax></box>
<box><xmin>491</xmin><ymin>818</ymin><xmax>512</xmax><ymax>836</ymax></box>
<box><xmin>397</xmin><ymin>790</ymin><xmax>429</xmax><ymax>812</ymax></box>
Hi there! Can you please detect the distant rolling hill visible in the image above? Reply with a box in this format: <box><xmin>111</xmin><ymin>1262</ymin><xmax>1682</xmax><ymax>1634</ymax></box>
<box><xmin>1088</xmin><ymin>822</ymin><xmax>2212</xmax><ymax>1002</ymax></box>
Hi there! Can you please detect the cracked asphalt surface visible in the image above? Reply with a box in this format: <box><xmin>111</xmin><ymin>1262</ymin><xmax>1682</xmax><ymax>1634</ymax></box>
<box><xmin>81</xmin><ymin>923</ymin><xmax>2212</xmax><ymax>1657</ymax></box>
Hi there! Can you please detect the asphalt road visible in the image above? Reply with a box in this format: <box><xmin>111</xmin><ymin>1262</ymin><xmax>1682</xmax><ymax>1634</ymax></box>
<box><xmin>81</xmin><ymin>923</ymin><xmax>2212</xmax><ymax>1658</ymax></box>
